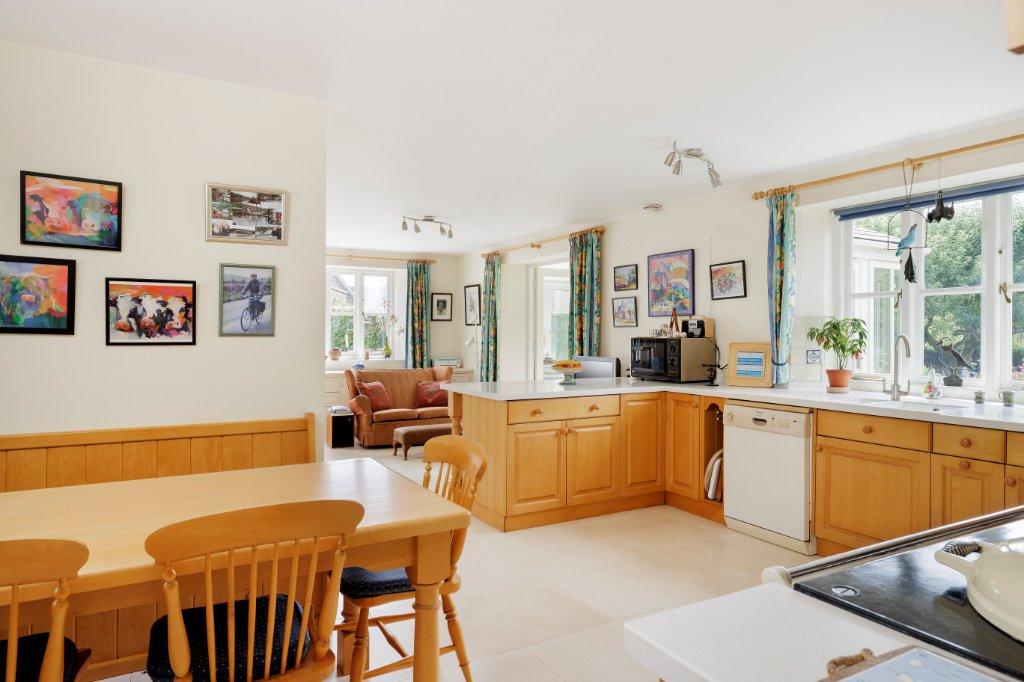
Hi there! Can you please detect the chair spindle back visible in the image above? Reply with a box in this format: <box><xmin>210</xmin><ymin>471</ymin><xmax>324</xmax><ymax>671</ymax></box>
<box><xmin>422</xmin><ymin>435</ymin><xmax>488</xmax><ymax>571</ymax></box>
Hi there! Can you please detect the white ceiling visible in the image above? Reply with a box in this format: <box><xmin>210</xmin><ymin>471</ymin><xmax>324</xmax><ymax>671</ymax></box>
<box><xmin>3</xmin><ymin>1</ymin><xmax>1023</xmax><ymax>254</ymax></box>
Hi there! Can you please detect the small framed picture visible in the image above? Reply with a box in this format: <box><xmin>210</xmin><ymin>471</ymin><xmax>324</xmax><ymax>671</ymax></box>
<box><xmin>106</xmin><ymin>278</ymin><xmax>196</xmax><ymax>346</ymax></box>
<box><xmin>612</xmin><ymin>296</ymin><xmax>638</xmax><ymax>327</ymax></box>
<box><xmin>0</xmin><ymin>254</ymin><xmax>76</xmax><ymax>334</ymax></box>
<box><xmin>613</xmin><ymin>264</ymin><xmax>638</xmax><ymax>291</ymax></box>
<box><xmin>220</xmin><ymin>264</ymin><xmax>275</xmax><ymax>336</ymax></box>
<box><xmin>727</xmin><ymin>342</ymin><xmax>773</xmax><ymax>387</ymax></box>
<box><xmin>22</xmin><ymin>171</ymin><xmax>122</xmax><ymax>251</ymax></box>
<box><xmin>464</xmin><ymin>284</ymin><xmax>481</xmax><ymax>326</ymax></box>
<box><xmin>710</xmin><ymin>260</ymin><xmax>747</xmax><ymax>300</ymax></box>
<box><xmin>431</xmin><ymin>293</ymin><xmax>453</xmax><ymax>321</ymax></box>
<box><xmin>205</xmin><ymin>182</ymin><xmax>288</xmax><ymax>245</ymax></box>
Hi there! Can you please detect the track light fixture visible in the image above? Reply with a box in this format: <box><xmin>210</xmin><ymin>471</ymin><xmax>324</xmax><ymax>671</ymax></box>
<box><xmin>662</xmin><ymin>142</ymin><xmax>722</xmax><ymax>188</ymax></box>
<box><xmin>401</xmin><ymin>214</ymin><xmax>453</xmax><ymax>239</ymax></box>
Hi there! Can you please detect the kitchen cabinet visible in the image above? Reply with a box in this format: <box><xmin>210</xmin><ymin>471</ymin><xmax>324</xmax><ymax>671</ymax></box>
<box><xmin>507</xmin><ymin>421</ymin><xmax>566</xmax><ymax>515</ymax></box>
<box><xmin>566</xmin><ymin>416</ymin><xmax>619</xmax><ymax>506</ymax></box>
<box><xmin>1004</xmin><ymin>464</ymin><xmax>1024</xmax><ymax>509</ymax></box>
<box><xmin>930</xmin><ymin>454</ymin><xmax>1005</xmax><ymax>526</ymax></box>
<box><xmin>621</xmin><ymin>393</ymin><xmax>664</xmax><ymax>496</ymax></box>
<box><xmin>666</xmin><ymin>394</ymin><xmax>700</xmax><ymax>498</ymax></box>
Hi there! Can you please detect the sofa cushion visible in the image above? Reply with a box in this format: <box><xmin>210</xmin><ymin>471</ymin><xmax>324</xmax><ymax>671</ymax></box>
<box><xmin>351</xmin><ymin>368</ymin><xmax>437</xmax><ymax>409</ymax></box>
<box><xmin>356</xmin><ymin>381</ymin><xmax>393</xmax><ymax>411</ymax></box>
<box><xmin>372</xmin><ymin>408</ymin><xmax>418</xmax><ymax>423</ymax></box>
<box><xmin>415</xmin><ymin>381</ymin><xmax>448</xmax><ymax>408</ymax></box>
<box><xmin>416</xmin><ymin>407</ymin><xmax>449</xmax><ymax>420</ymax></box>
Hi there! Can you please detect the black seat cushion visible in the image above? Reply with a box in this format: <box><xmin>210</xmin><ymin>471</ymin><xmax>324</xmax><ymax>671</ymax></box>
<box><xmin>147</xmin><ymin>594</ymin><xmax>310</xmax><ymax>682</ymax></box>
<box><xmin>0</xmin><ymin>633</ymin><xmax>85</xmax><ymax>682</ymax></box>
<box><xmin>340</xmin><ymin>566</ymin><xmax>413</xmax><ymax>600</ymax></box>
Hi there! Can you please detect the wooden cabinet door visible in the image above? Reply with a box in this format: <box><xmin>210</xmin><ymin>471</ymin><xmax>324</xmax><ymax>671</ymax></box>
<box><xmin>566</xmin><ymin>417</ymin><xmax>619</xmax><ymax>506</ymax></box>
<box><xmin>666</xmin><ymin>394</ymin><xmax>700</xmax><ymax>498</ymax></box>
<box><xmin>1006</xmin><ymin>465</ymin><xmax>1024</xmax><ymax>509</ymax></box>
<box><xmin>930</xmin><ymin>454</ymin><xmax>1005</xmax><ymax>526</ymax></box>
<box><xmin>620</xmin><ymin>393</ymin><xmax>664</xmax><ymax>496</ymax></box>
<box><xmin>815</xmin><ymin>437</ymin><xmax>931</xmax><ymax>549</ymax></box>
<box><xmin>507</xmin><ymin>421</ymin><xmax>566</xmax><ymax>515</ymax></box>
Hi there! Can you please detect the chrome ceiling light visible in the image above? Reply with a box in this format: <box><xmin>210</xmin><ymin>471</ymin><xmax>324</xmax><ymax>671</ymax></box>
<box><xmin>662</xmin><ymin>141</ymin><xmax>722</xmax><ymax>188</ymax></box>
<box><xmin>401</xmin><ymin>214</ymin><xmax>453</xmax><ymax>239</ymax></box>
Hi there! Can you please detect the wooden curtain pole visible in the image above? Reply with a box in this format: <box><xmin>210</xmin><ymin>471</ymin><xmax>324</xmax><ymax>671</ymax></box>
<box><xmin>750</xmin><ymin>131</ymin><xmax>1024</xmax><ymax>200</ymax></box>
<box><xmin>481</xmin><ymin>225</ymin><xmax>605</xmax><ymax>258</ymax></box>
<box><xmin>328</xmin><ymin>253</ymin><xmax>436</xmax><ymax>264</ymax></box>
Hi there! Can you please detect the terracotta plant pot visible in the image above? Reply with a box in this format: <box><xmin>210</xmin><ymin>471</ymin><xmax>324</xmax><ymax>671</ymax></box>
<box><xmin>826</xmin><ymin>369</ymin><xmax>853</xmax><ymax>391</ymax></box>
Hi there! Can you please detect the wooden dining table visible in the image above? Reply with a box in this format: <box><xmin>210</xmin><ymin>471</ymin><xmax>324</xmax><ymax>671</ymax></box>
<box><xmin>0</xmin><ymin>458</ymin><xmax>470</xmax><ymax>682</ymax></box>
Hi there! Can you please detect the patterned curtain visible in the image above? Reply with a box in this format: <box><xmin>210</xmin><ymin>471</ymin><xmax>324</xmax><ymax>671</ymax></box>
<box><xmin>480</xmin><ymin>252</ymin><xmax>501</xmax><ymax>382</ymax></box>
<box><xmin>405</xmin><ymin>260</ymin><xmax>430</xmax><ymax>368</ymax></box>
<box><xmin>569</xmin><ymin>228</ymin><xmax>602</xmax><ymax>357</ymax></box>
<box><xmin>766</xmin><ymin>192</ymin><xmax>797</xmax><ymax>386</ymax></box>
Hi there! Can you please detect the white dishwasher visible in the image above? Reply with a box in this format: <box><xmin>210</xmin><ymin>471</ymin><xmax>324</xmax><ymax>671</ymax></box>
<box><xmin>723</xmin><ymin>401</ymin><xmax>815</xmax><ymax>555</ymax></box>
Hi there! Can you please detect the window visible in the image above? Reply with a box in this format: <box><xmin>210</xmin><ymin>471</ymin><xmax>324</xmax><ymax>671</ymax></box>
<box><xmin>327</xmin><ymin>268</ymin><xmax>395</xmax><ymax>357</ymax></box>
<box><xmin>836</xmin><ymin>184</ymin><xmax>1024</xmax><ymax>393</ymax></box>
<box><xmin>530</xmin><ymin>263</ymin><xmax>570</xmax><ymax>380</ymax></box>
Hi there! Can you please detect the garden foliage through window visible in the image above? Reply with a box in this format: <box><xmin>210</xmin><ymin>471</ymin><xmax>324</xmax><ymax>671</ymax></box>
<box><xmin>327</xmin><ymin>268</ymin><xmax>394</xmax><ymax>356</ymax></box>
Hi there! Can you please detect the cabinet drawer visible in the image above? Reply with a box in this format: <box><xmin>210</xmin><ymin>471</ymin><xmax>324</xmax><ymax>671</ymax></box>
<box><xmin>817</xmin><ymin>410</ymin><xmax>930</xmax><ymax>451</ymax></box>
<box><xmin>1007</xmin><ymin>433</ymin><xmax>1024</xmax><ymax>467</ymax></box>
<box><xmin>933</xmin><ymin>424</ymin><xmax>1005</xmax><ymax>463</ymax></box>
<box><xmin>507</xmin><ymin>396</ymin><xmax>619</xmax><ymax>424</ymax></box>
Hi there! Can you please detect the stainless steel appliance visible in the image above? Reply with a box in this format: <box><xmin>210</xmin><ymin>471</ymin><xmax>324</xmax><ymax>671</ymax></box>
<box><xmin>573</xmin><ymin>355</ymin><xmax>621</xmax><ymax>378</ymax></box>
<box><xmin>630</xmin><ymin>336</ymin><xmax>715</xmax><ymax>383</ymax></box>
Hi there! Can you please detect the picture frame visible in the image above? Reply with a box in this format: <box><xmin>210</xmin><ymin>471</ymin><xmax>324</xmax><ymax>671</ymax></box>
<box><xmin>612</xmin><ymin>296</ymin><xmax>638</xmax><ymax>327</ymax></box>
<box><xmin>613</xmin><ymin>264</ymin><xmax>638</xmax><ymax>291</ymax></box>
<box><xmin>205</xmin><ymin>182</ymin><xmax>288</xmax><ymax>245</ymax></box>
<box><xmin>21</xmin><ymin>171</ymin><xmax>122</xmax><ymax>251</ymax></box>
<box><xmin>105</xmin><ymin>277</ymin><xmax>196</xmax><ymax>346</ymax></box>
<box><xmin>709</xmin><ymin>260</ymin><xmax>747</xmax><ymax>300</ymax></box>
<box><xmin>647</xmin><ymin>249</ymin><xmax>695</xmax><ymax>317</ymax></box>
<box><xmin>727</xmin><ymin>342</ymin><xmax>773</xmax><ymax>387</ymax></box>
<box><xmin>464</xmin><ymin>284</ymin><xmax>481</xmax><ymax>326</ymax></box>
<box><xmin>0</xmin><ymin>254</ymin><xmax>76</xmax><ymax>334</ymax></box>
<box><xmin>219</xmin><ymin>264</ymin><xmax>275</xmax><ymax>337</ymax></box>
<box><xmin>431</xmin><ymin>292</ymin><xmax>453</xmax><ymax>321</ymax></box>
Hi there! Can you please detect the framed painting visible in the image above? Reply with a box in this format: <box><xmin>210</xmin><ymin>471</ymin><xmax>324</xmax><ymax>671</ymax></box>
<box><xmin>431</xmin><ymin>292</ymin><xmax>453</xmax><ymax>321</ymax></box>
<box><xmin>727</xmin><ymin>342</ymin><xmax>773</xmax><ymax>387</ymax></box>
<box><xmin>21</xmin><ymin>171</ymin><xmax>122</xmax><ymax>251</ymax></box>
<box><xmin>464</xmin><ymin>284</ymin><xmax>481</xmax><ymax>326</ymax></box>
<box><xmin>613</xmin><ymin>264</ymin><xmax>638</xmax><ymax>291</ymax></box>
<box><xmin>0</xmin><ymin>254</ymin><xmax>75</xmax><ymax>334</ymax></box>
<box><xmin>205</xmin><ymin>182</ymin><xmax>288</xmax><ymax>245</ymax></box>
<box><xmin>106</xmin><ymin>278</ymin><xmax>196</xmax><ymax>345</ymax></box>
<box><xmin>647</xmin><ymin>249</ymin><xmax>694</xmax><ymax>317</ymax></box>
<box><xmin>612</xmin><ymin>296</ymin><xmax>638</xmax><ymax>327</ymax></box>
<box><xmin>710</xmin><ymin>260</ymin><xmax>747</xmax><ymax>300</ymax></box>
<box><xmin>219</xmin><ymin>264</ymin><xmax>275</xmax><ymax>337</ymax></box>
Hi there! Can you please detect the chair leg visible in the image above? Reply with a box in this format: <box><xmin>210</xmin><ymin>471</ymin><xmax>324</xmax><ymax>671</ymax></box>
<box><xmin>338</xmin><ymin>597</ymin><xmax>358</xmax><ymax>675</ymax></box>
<box><xmin>443</xmin><ymin>594</ymin><xmax>472</xmax><ymax>681</ymax></box>
<box><xmin>349</xmin><ymin>607</ymin><xmax>371</xmax><ymax>682</ymax></box>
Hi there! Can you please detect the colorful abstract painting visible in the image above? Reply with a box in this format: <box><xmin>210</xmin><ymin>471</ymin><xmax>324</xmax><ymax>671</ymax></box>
<box><xmin>0</xmin><ymin>255</ymin><xmax>75</xmax><ymax>334</ymax></box>
<box><xmin>21</xmin><ymin>171</ymin><xmax>122</xmax><ymax>251</ymax></box>
<box><xmin>612</xmin><ymin>296</ymin><xmax>637</xmax><ymax>327</ymax></box>
<box><xmin>710</xmin><ymin>260</ymin><xmax>747</xmax><ymax>300</ymax></box>
<box><xmin>206</xmin><ymin>183</ymin><xmax>287</xmax><ymax>245</ymax></box>
<box><xmin>613</xmin><ymin>264</ymin><xmax>638</xmax><ymax>291</ymax></box>
<box><xmin>106</xmin><ymin>278</ymin><xmax>196</xmax><ymax>345</ymax></box>
<box><xmin>647</xmin><ymin>249</ymin><xmax>694</xmax><ymax>317</ymax></box>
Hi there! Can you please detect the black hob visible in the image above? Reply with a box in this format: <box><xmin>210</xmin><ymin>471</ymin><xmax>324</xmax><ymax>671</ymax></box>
<box><xmin>795</xmin><ymin>520</ymin><xmax>1024</xmax><ymax>679</ymax></box>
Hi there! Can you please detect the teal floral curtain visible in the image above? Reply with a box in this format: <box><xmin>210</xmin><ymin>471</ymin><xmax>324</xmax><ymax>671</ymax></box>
<box><xmin>569</xmin><ymin>228</ymin><xmax>602</xmax><ymax>357</ymax></box>
<box><xmin>480</xmin><ymin>252</ymin><xmax>500</xmax><ymax>382</ymax></box>
<box><xmin>405</xmin><ymin>260</ymin><xmax>430</xmax><ymax>368</ymax></box>
<box><xmin>766</xmin><ymin>192</ymin><xmax>797</xmax><ymax>386</ymax></box>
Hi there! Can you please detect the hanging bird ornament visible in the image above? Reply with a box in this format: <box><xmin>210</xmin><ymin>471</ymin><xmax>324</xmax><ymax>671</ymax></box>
<box><xmin>895</xmin><ymin>223</ymin><xmax>917</xmax><ymax>257</ymax></box>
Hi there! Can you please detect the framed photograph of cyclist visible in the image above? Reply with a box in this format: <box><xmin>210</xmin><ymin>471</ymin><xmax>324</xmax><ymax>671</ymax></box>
<box><xmin>105</xmin><ymin>277</ymin><xmax>196</xmax><ymax>345</ymax></box>
<box><xmin>219</xmin><ymin>264</ymin><xmax>275</xmax><ymax>337</ymax></box>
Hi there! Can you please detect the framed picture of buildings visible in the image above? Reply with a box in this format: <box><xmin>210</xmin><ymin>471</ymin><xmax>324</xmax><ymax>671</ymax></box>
<box><xmin>205</xmin><ymin>182</ymin><xmax>288</xmax><ymax>245</ymax></box>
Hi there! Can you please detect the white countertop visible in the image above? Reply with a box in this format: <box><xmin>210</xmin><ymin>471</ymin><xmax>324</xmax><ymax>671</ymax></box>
<box><xmin>445</xmin><ymin>378</ymin><xmax>1024</xmax><ymax>432</ymax></box>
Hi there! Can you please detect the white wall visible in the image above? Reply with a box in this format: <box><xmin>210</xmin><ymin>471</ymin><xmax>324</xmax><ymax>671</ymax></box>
<box><xmin>0</xmin><ymin>42</ymin><xmax>328</xmax><ymax>443</ymax></box>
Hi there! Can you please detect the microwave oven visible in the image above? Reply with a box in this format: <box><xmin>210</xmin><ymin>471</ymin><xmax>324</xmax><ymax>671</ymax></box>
<box><xmin>630</xmin><ymin>336</ymin><xmax>716</xmax><ymax>383</ymax></box>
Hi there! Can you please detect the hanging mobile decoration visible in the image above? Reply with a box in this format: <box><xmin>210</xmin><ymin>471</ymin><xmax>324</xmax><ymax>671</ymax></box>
<box><xmin>927</xmin><ymin>156</ymin><xmax>955</xmax><ymax>223</ymax></box>
<box><xmin>885</xmin><ymin>160</ymin><xmax>930</xmax><ymax>286</ymax></box>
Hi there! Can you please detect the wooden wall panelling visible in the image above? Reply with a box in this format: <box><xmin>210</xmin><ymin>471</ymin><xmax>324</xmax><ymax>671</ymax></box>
<box><xmin>189</xmin><ymin>436</ymin><xmax>223</xmax><ymax>473</ymax></box>
<box><xmin>122</xmin><ymin>441</ymin><xmax>157</xmax><ymax>480</ymax></box>
<box><xmin>281</xmin><ymin>431</ymin><xmax>308</xmax><ymax>464</ymax></box>
<box><xmin>46</xmin><ymin>446</ymin><xmax>86</xmax><ymax>487</ymax></box>
<box><xmin>76</xmin><ymin>611</ymin><xmax>118</xmax><ymax>663</ymax></box>
<box><xmin>85</xmin><ymin>444</ymin><xmax>123</xmax><ymax>484</ymax></box>
<box><xmin>253</xmin><ymin>432</ymin><xmax>283</xmax><ymax>467</ymax></box>
<box><xmin>6</xmin><ymin>448</ymin><xmax>46</xmax><ymax>491</ymax></box>
<box><xmin>157</xmin><ymin>439</ymin><xmax>190</xmax><ymax>476</ymax></box>
<box><xmin>222</xmin><ymin>434</ymin><xmax>254</xmax><ymax>470</ymax></box>
<box><xmin>0</xmin><ymin>451</ymin><xmax>5</xmax><ymax>491</ymax></box>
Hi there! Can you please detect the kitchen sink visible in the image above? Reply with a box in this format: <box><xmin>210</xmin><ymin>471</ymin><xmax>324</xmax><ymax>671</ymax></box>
<box><xmin>839</xmin><ymin>395</ymin><xmax>969</xmax><ymax>413</ymax></box>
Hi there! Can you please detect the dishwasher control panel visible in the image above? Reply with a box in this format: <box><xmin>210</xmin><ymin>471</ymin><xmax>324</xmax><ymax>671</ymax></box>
<box><xmin>723</xmin><ymin>403</ymin><xmax>811</xmax><ymax>437</ymax></box>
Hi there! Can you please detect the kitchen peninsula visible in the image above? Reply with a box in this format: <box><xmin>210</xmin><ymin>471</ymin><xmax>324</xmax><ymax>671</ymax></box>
<box><xmin>446</xmin><ymin>379</ymin><xmax>1024</xmax><ymax>550</ymax></box>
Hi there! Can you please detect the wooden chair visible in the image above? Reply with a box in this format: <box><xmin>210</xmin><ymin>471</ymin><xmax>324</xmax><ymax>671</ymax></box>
<box><xmin>336</xmin><ymin>434</ymin><xmax>487</xmax><ymax>681</ymax></box>
<box><xmin>0</xmin><ymin>539</ymin><xmax>91</xmax><ymax>682</ymax></box>
<box><xmin>144</xmin><ymin>500</ymin><xmax>364</xmax><ymax>682</ymax></box>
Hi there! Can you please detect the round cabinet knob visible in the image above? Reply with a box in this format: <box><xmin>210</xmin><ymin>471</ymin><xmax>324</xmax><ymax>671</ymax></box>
<box><xmin>532</xmin><ymin>409</ymin><xmax>543</xmax><ymax>416</ymax></box>
<box><xmin>1006</xmin><ymin>478</ymin><xmax>1018</xmax><ymax>487</ymax></box>
<box><xmin>589</xmin><ymin>404</ymin><xmax>599</xmax><ymax>412</ymax></box>
<box><xmin>815</xmin><ymin>444</ymin><xmax>823</xmax><ymax>453</ymax></box>
<box><xmin>958</xmin><ymin>460</ymin><xmax>971</xmax><ymax>470</ymax></box>
<box><xmin>960</xmin><ymin>438</ymin><xmax>972</xmax><ymax>448</ymax></box>
<box><xmin>862</xmin><ymin>425</ymin><xmax>873</xmax><ymax>434</ymax></box>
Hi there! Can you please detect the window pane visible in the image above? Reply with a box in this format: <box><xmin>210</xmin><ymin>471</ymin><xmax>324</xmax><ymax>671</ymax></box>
<box><xmin>923</xmin><ymin>293</ymin><xmax>981</xmax><ymax>380</ymax></box>
<box><xmin>364</xmin><ymin>314</ymin><xmax>386</xmax><ymax>351</ymax></box>
<box><xmin>851</xmin><ymin>215</ymin><xmax>901</xmax><ymax>294</ymax></box>
<box><xmin>924</xmin><ymin>199</ymin><xmax>982</xmax><ymax>289</ymax></box>
<box><xmin>330</xmin><ymin>315</ymin><xmax>354</xmax><ymax>351</ymax></box>
<box><xmin>849</xmin><ymin>296</ymin><xmax>900</xmax><ymax>374</ymax></box>
<box><xmin>1013</xmin><ymin>291</ymin><xmax>1024</xmax><ymax>382</ymax></box>
<box><xmin>328</xmin><ymin>272</ymin><xmax>356</xmax><ymax>352</ymax></box>
<box><xmin>1014</xmin><ymin>193</ymin><xmax>1024</xmax><ymax>284</ymax></box>
<box><xmin>363</xmin><ymin>275</ymin><xmax>388</xmax><ymax>314</ymax></box>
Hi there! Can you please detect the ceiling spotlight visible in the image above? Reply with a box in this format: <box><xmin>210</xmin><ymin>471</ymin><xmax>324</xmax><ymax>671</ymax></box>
<box><xmin>447</xmin><ymin>227</ymin><xmax>453</xmax><ymax>239</ymax></box>
<box><xmin>401</xmin><ymin>218</ymin><xmax>408</xmax><ymax>231</ymax></box>
<box><xmin>401</xmin><ymin>214</ymin><xmax>455</xmax><ymax>239</ymax></box>
<box><xmin>413</xmin><ymin>221</ymin><xmax>421</xmax><ymax>234</ymax></box>
<box><xmin>440</xmin><ymin>223</ymin><xmax>446</xmax><ymax>236</ymax></box>
<box><xmin>662</xmin><ymin>141</ymin><xmax>722</xmax><ymax>188</ymax></box>
<box><xmin>643</xmin><ymin>203</ymin><xmax>663</xmax><ymax>212</ymax></box>
<box><xmin>672</xmin><ymin>159</ymin><xmax>682</xmax><ymax>175</ymax></box>
<box><xmin>663</xmin><ymin>150</ymin><xmax>676</xmax><ymax>167</ymax></box>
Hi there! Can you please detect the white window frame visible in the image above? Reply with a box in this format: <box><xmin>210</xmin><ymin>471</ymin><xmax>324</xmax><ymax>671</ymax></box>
<box><xmin>325</xmin><ymin>267</ymin><xmax>395</xmax><ymax>358</ymax></box>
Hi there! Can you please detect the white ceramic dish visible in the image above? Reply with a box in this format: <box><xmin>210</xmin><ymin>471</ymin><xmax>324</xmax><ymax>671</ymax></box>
<box><xmin>934</xmin><ymin>538</ymin><xmax>1024</xmax><ymax>642</ymax></box>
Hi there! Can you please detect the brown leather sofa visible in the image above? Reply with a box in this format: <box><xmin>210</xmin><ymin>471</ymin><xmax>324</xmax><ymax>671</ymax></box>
<box><xmin>344</xmin><ymin>366</ymin><xmax>453</xmax><ymax>447</ymax></box>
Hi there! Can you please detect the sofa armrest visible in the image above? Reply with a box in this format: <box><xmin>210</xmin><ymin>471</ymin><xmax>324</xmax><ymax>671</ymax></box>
<box><xmin>349</xmin><ymin>394</ymin><xmax>372</xmax><ymax>416</ymax></box>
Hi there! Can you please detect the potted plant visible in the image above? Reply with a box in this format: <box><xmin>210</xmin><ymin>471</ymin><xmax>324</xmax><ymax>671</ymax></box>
<box><xmin>806</xmin><ymin>317</ymin><xmax>867</xmax><ymax>392</ymax></box>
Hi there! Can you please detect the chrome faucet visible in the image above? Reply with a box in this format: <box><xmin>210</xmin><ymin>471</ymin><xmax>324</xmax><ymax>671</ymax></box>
<box><xmin>887</xmin><ymin>334</ymin><xmax>911</xmax><ymax>400</ymax></box>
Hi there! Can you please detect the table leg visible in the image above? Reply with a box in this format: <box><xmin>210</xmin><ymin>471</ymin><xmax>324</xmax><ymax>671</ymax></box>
<box><xmin>338</xmin><ymin>596</ymin><xmax>358</xmax><ymax>675</ymax></box>
<box><xmin>407</xmin><ymin>531</ymin><xmax>452</xmax><ymax>682</ymax></box>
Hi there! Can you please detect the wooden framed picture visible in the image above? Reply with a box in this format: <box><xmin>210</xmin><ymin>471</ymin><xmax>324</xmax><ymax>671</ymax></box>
<box><xmin>219</xmin><ymin>264</ymin><xmax>275</xmax><ymax>337</ymax></box>
<box><xmin>612</xmin><ymin>296</ymin><xmax>638</xmax><ymax>327</ymax></box>
<box><xmin>106</xmin><ymin>278</ymin><xmax>196</xmax><ymax>345</ymax></box>
<box><xmin>727</xmin><ymin>342</ymin><xmax>773</xmax><ymax>387</ymax></box>
<box><xmin>0</xmin><ymin>254</ymin><xmax>76</xmax><ymax>334</ymax></box>
<box><xmin>464</xmin><ymin>284</ymin><xmax>481</xmax><ymax>326</ymax></box>
<box><xmin>205</xmin><ymin>182</ymin><xmax>287</xmax><ymax>245</ymax></box>
<box><xmin>431</xmin><ymin>292</ymin><xmax>453</xmax><ymax>321</ymax></box>
<box><xmin>21</xmin><ymin>171</ymin><xmax>122</xmax><ymax>251</ymax></box>
<box><xmin>648</xmin><ymin>249</ymin><xmax>694</xmax><ymax>317</ymax></box>
<box><xmin>613</xmin><ymin>264</ymin><xmax>638</xmax><ymax>291</ymax></box>
<box><xmin>710</xmin><ymin>260</ymin><xmax>747</xmax><ymax>300</ymax></box>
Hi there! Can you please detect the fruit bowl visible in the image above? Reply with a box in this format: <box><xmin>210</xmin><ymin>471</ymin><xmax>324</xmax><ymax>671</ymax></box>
<box><xmin>551</xmin><ymin>360</ymin><xmax>583</xmax><ymax>385</ymax></box>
